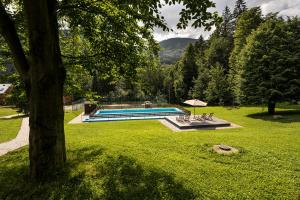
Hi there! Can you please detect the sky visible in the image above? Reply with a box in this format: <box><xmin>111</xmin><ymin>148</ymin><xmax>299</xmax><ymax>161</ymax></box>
<box><xmin>153</xmin><ymin>0</ymin><xmax>300</xmax><ymax>41</ymax></box>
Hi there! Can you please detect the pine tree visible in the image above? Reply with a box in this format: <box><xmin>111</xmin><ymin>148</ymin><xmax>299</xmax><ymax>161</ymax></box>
<box><xmin>190</xmin><ymin>35</ymin><xmax>209</xmax><ymax>99</ymax></box>
<box><xmin>179</xmin><ymin>44</ymin><xmax>198</xmax><ymax>99</ymax></box>
<box><xmin>205</xmin><ymin>63</ymin><xmax>230</xmax><ymax>105</ymax></box>
<box><xmin>233</xmin><ymin>0</ymin><xmax>247</xmax><ymax>19</ymax></box>
<box><xmin>220</xmin><ymin>6</ymin><xmax>234</xmax><ymax>37</ymax></box>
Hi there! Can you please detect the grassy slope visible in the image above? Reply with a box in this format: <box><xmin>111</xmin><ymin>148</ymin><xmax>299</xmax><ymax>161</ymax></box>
<box><xmin>0</xmin><ymin>118</ymin><xmax>22</xmax><ymax>143</ymax></box>
<box><xmin>0</xmin><ymin>107</ymin><xmax>19</xmax><ymax>117</ymax></box>
<box><xmin>0</xmin><ymin>106</ymin><xmax>299</xmax><ymax>199</ymax></box>
<box><xmin>0</xmin><ymin>107</ymin><xmax>23</xmax><ymax>142</ymax></box>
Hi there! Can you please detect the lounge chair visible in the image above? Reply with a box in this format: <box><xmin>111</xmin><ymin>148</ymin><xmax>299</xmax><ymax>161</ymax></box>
<box><xmin>195</xmin><ymin>114</ymin><xmax>204</xmax><ymax>121</ymax></box>
<box><xmin>184</xmin><ymin>115</ymin><xmax>191</xmax><ymax>123</ymax></box>
<box><xmin>199</xmin><ymin>113</ymin><xmax>207</xmax><ymax>121</ymax></box>
<box><xmin>176</xmin><ymin>115</ymin><xmax>185</xmax><ymax>123</ymax></box>
<box><xmin>206</xmin><ymin>113</ymin><xmax>214</xmax><ymax>121</ymax></box>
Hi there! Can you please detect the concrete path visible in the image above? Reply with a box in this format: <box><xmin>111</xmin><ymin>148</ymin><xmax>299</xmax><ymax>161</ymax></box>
<box><xmin>68</xmin><ymin>112</ymin><xmax>86</xmax><ymax>124</ymax></box>
<box><xmin>0</xmin><ymin>113</ymin><xmax>26</xmax><ymax>119</ymax></box>
<box><xmin>0</xmin><ymin>117</ymin><xmax>29</xmax><ymax>156</ymax></box>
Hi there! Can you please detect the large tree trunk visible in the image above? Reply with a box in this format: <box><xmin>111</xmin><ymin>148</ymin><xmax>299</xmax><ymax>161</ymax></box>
<box><xmin>268</xmin><ymin>100</ymin><xmax>276</xmax><ymax>115</ymax></box>
<box><xmin>24</xmin><ymin>0</ymin><xmax>66</xmax><ymax>181</ymax></box>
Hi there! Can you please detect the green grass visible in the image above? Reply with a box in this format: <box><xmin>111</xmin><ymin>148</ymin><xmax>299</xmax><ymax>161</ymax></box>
<box><xmin>0</xmin><ymin>106</ymin><xmax>299</xmax><ymax>199</ymax></box>
<box><xmin>0</xmin><ymin>107</ymin><xmax>19</xmax><ymax>117</ymax></box>
<box><xmin>0</xmin><ymin>118</ymin><xmax>22</xmax><ymax>143</ymax></box>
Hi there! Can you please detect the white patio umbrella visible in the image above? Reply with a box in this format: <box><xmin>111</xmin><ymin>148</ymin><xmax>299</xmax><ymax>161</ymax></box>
<box><xmin>183</xmin><ymin>99</ymin><xmax>207</xmax><ymax>116</ymax></box>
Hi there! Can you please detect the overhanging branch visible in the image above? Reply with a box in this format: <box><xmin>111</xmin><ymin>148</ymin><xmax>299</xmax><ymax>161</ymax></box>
<box><xmin>0</xmin><ymin>1</ymin><xmax>30</xmax><ymax>78</ymax></box>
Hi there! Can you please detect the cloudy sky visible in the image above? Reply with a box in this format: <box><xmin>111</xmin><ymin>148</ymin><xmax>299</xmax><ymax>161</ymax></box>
<box><xmin>154</xmin><ymin>0</ymin><xmax>300</xmax><ymax>41</ymax></box>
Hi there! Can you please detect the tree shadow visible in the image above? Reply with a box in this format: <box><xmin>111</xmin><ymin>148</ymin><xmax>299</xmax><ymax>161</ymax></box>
<box><xmin>0</xmin><ymin>146</ymin><xmax>195</xmax><ymax>200</ymax></box>
<box><xmin>246</xmin><ymin>110</ymin><xmax>300</xmax><ymax>123</ymax></box>
<box><xmin>0</xmin><ymin>115</ymin><xmax>28</xmax><ymax>120</ymax></box>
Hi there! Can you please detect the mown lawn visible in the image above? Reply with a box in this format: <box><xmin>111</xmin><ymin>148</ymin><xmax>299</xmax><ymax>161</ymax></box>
<box><xmin>0</xmin><ymin>107</ymin><xmax>23</xmax><ymax>143</ymax></box>
<box><xmin>0</xmin><ymin>107</ymin><xmax>19</xmax><ymax>117</ymax></box>
<box><xmin>0</xmin><ymin>106</ymin><xmax>299</xmax><ymax>199</ymax></box>
<box><xmin>0</xmin><ymin>118</ymin><xmax>22</xmax><ymax>143</ymax></box>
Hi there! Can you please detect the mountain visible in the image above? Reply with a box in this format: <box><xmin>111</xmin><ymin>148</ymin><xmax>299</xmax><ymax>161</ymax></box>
<box><xmin>159</xmin><ymin>38</ymin><xmax>197</xmax><ymax>64</ymax></box>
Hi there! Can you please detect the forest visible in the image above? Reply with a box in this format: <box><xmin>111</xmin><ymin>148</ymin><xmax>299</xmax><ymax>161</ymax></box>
<box><xmin>1</xmin><ymin>0</ymin><xmax>299</xmax><ymax>116</ymax></box>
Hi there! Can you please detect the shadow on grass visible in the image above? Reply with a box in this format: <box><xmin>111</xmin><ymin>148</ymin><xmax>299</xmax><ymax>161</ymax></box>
<box><xmin>246</xmin><ymin>110</ymin><xmax>300</xmax><ymax>123</ymax></box>
<box><xmin>0</xmin><ymin>115</ymin><xmax>28</xmax><ymax>120</ymax></box>
<box><xmin>0</xmin><ymin>146</ymin><xmax>195</xmax><ymax>200</ymax></box>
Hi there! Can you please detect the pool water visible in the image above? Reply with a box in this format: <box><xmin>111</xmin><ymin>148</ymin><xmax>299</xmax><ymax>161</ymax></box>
<box><xmin>84</xmin><ymin>107</ymin><xmax>184</xmax><ymax>122</ymax></box>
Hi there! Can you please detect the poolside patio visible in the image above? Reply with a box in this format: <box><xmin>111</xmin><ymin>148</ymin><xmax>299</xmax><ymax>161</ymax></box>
<box><xmin>164</xmin><ymin>116</ymin><xmax>232</xmax><ymax>130</ymax></box>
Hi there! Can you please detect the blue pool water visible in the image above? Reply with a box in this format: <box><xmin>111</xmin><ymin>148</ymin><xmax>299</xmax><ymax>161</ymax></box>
<box><xmin>84</xmin><ymin>107</ymin><xmax>184</xmax><ymax>122</ymax></box>
<box><xmin>95</xmin><ymin>108</ymin><xmax>182</xmax><ymax>115</ymax></box>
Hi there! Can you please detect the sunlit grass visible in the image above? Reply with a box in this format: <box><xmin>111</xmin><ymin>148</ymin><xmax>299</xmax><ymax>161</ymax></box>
<box><xmin>0</xmin><ymin>107</ymin><xmax>19</xmax><ymax>117</ymax></box>
<box><xmin>0</xmin><ymin>118</ymin><xmax>22</xmax><ymax>143</ymax></box>
<box><xmin>0</xmin><ymin>106</ymin><xmax>299</xmax><ymax>199</ymax></box>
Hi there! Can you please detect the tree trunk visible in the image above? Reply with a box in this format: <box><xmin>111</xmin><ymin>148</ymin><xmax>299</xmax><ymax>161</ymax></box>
<box><xmin>268</xmin><ymin>100</ymin><xmax>276</xmax><ymax>115</ymax></box>
<box><xmin>24</xmin><ymin>0</ymin><xmax>66</xmax><ymax>181</ymax></box>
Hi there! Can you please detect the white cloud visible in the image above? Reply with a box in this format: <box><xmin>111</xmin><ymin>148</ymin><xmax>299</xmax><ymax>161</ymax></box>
<box><xmin>260</xmin><ymin>0</ymin><xmax>300</xmax><ymax>16</ymax></box>
<box><xmin>154</xmin><ymin>0</ymin><xmax>300</xmax><ymax>42</ymax></box>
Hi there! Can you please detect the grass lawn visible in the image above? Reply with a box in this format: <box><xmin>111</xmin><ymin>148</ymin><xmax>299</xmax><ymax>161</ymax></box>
<box><xmin>0</xmin><ymin>106</ymin><xmax>299</xmax><ymax>199</ymax></box>
<box><xmin>0</xmin><ymin>118</ymin><xmax>23</xmax><ymax>143</ymax></box>
<box><xmin>0</xmin><ymin>107</ymin><xmax>19</xmax><ymax>117</ymax></box>
<box><xmin>0</xmin><ymin>107</ymin><xmax>23</xmax><ymax>143</ymax></box>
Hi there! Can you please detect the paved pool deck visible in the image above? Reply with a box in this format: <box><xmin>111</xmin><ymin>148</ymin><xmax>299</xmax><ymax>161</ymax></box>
<box><xmin>160</xmin><ymin>116</ymin><xmax>242</xmax><ymax>132</ymax></box>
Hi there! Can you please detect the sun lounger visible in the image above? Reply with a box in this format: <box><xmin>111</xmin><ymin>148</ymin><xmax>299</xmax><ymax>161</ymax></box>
<box><xmin>184</xmin><ymin>115</ymin><xmax>191</xmax><ymax>123</ymax></box>
<box><xmin>176</xmin><ymin>115</ymin><xmax>185</xmax><ymax>123</ymax></box>
<box><xmin>200</xmin><ymin>113</ymin><xmax>207</xmax><ymax>121</ymax></box>
<box><xmin>195</xmin><ymin>115</ymin><xmax>204</xmax><ymax>121</ymax></box>
<box><xmin>206</xmin><ymin>113</ymin><xmax>214</xmax><ymax>121</ymax></box>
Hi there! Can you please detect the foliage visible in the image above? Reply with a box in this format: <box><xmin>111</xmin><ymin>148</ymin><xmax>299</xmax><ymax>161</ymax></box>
<box><xmin>205</xmin><ymin>63</ymin><xmax>231</xmax><ymax>105</ymax></box>
<box><xmin>233</xmin><ymin>0</ymin><xmax>247</xmax><ymax>19</ymax></box>
<box><xmin>228</xmin><ymin>7</ymin><xmax>263</xmax><ymax>104</ymax></box>
<box><xmin>240</xmin><ymin>16</ymin><xmax>300</xmax><ymax>113</ymax></box>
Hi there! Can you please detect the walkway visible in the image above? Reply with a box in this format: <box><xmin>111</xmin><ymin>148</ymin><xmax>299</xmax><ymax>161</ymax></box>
<box><xmin>68</xmin><ymin>112</ymin><xmax>85</xmax><ymax>124</ymax></box>
<box><xmin>0</xmin><ymin>117</ymin><xmax>29</xmax><ymax>156</ymax></box>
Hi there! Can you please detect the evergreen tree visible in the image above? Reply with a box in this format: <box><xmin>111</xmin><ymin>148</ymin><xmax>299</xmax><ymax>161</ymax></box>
<box><xmin>228</xmin><ymin>7</ymin><xmax>263</xmax><ymax>104</ymax></box>
<box><xmin>179</xmin><ymin>44</ymin><xmax>198</xmax><ymax>99</ymax></box>
<box><xmin>233</xmin><ymin>0</ymin><xmax>247</xmax><ymax>19</ymax></box>
<box><xmin>190</xmin><ymin>35</ymin><xmax>209</xmax><ymax>99</ymax></box>
<box><xmin>205</xmin><ymin>63</ymin><xmax>230</xmax><ymax>105</ymax></box>
<box><xmin>206</xmin><ymin>36</ymin><xmax>232</xmax><ymax>73</ymax></box>
<box><xmin>219</xmin><ymin>6</ymin><xmax>234</xmax><ymax>38</ymax></box>
<box><xmin>240</xmin><ymin>16</ymin><xmax>300</xmax><ymax>114</ymax></box>
<box><xmin>190</xmin><ymin>67</ymin><xmax>210</xmax><ymax>100</ymax></box>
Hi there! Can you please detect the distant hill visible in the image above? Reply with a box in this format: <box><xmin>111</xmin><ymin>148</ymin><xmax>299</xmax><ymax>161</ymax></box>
<box><xmin>159</xmin><ymin>38</ymin><xmax>197</xmax><ymax>64</ymax></box>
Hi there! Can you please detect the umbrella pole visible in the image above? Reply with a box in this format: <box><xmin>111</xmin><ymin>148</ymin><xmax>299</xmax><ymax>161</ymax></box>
<box><xmin>194</xmin><ymin>107</ymin><xmax>195</xmax><ymax>116</ymax></box>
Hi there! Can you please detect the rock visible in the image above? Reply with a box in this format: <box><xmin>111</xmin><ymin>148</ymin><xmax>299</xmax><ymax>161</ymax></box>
<box><xmin>219</xmin><ymin>144</ymin><xmax>232</xmax><ymax>151</ymax></box>
<box><xmin>212</xmin><ymin>144</ymin><xmax>239</xmax><ymax>155</ymax></box>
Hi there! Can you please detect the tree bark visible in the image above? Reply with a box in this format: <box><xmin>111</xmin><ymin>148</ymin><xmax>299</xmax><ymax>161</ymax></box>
<box><xmin>1</xmin><ymin>0</ymin><xmax>66</xmax><ymax>181</ymax></box>
<box><xmin>23</xmin><ymin>0</ymin><xmax>66</xmax><ymax>181</ymax></box>
<box><xmin>268</xmin><ymin>100</ymin><xmax>276</xmax><ymax>115</ymax></box>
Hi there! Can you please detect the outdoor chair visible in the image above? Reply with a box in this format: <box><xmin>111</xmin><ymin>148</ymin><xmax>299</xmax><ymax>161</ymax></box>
<box><xmin>176</xmin><ymin>115</ymin><xmax>185</xmax><ymax>123</ymax></box>
<box><xmin>184</xmin><ymin>115</ymin><xmax>191</xmax><ymax>123</ymax></box>
<box><xmin>198</xmin><ymin>113</ymin><xmax>207</xmax><ymax>121</ymax></box>
<box><xmin>195</xmin><ymin>114</ymin><xmax>204</xmax><ymax>121</ymax></box>
<box><xmin>206</xmin><ymin>113</ymin><xmax>214</xmax><ymax>121</ymax></box>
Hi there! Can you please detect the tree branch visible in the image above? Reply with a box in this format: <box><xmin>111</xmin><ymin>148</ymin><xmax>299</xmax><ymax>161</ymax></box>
<box><xmin>0</xmin><ymin>1</ymin><xmax>30</xmax><ymax>78</ymax></box>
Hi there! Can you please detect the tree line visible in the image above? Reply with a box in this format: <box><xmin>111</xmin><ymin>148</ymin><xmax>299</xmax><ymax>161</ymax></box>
<box><xmin>133</xmin><ymin>0</ymin><xmax>300</xmax><ymax>114</ymax></box>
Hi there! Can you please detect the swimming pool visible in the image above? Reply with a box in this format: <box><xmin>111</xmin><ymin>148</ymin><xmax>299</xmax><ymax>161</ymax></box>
<box><xmin>84</xmin><ymin>107</ymin><xmax>185</xmax><ymax>122</ymax></box>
